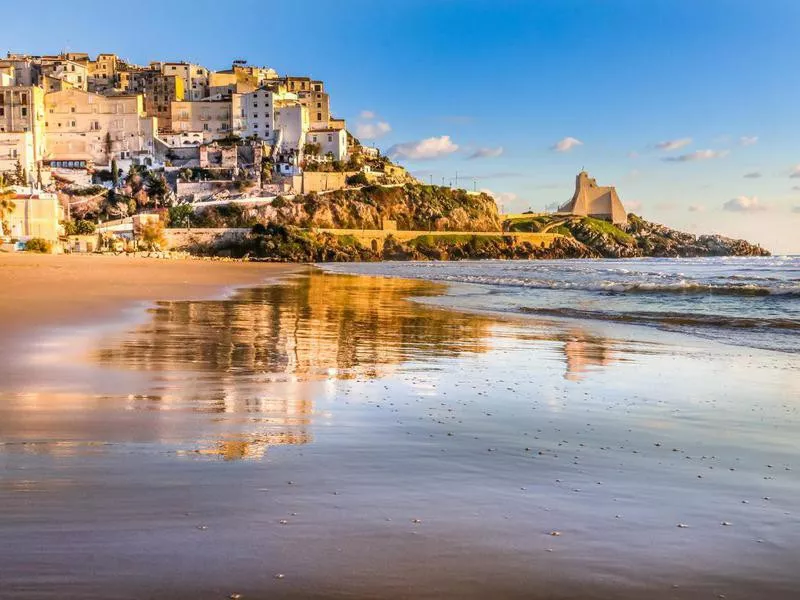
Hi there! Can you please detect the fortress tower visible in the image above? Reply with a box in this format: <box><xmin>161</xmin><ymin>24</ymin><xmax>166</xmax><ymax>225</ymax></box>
<box><xmin>558</xmin><ymin>171</ymin><xmax>628</xmax><ymax>225</ymax></box>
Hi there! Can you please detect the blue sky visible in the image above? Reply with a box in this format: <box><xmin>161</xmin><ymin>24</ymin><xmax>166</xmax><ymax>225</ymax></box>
<box><xmin>5</xmin><ymin>0</ymin><xmax>800</xmax><ymax>252</ymax></box>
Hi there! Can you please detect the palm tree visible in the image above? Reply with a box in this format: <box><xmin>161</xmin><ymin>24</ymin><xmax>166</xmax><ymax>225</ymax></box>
<box><xmin>0</xmin><ymin>174</ymin><xmax>16</xmax><ymax>236</ymax></box>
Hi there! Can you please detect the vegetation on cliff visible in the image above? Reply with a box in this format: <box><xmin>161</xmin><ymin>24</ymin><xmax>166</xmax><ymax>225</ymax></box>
<box><xmin>186</xmin><ymin>184</ymin><xmax>502</xmax><ymax>232</ymax></box>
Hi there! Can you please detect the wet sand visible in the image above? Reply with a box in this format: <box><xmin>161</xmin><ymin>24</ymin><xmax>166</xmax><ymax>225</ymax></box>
<box><xmin>0</xmin><ymin>266</ymin><xmax>798</xmax><ymax>599</ymax></box>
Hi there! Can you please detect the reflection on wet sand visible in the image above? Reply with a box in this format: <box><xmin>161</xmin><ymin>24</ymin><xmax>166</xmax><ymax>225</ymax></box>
<box><xmin>3</xmin><ymin>272</ymin><xmax>629</xmax><ymax>461</ymax></box>
<box><xmin>94</xmin><ymin>273</ymin><xmax>496</xmax><ymax>378</ymax></box>
<box><xmin>88</xmin><ymin>273</ymin><xmax>500</xmax><ymax>459</ymax></box>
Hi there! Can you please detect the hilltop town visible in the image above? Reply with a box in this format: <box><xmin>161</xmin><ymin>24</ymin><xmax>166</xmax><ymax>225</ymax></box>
<box><xmin>0</xmin><ymin>51</ymin><xmax>768</xmax><ymax>259</ymax></box>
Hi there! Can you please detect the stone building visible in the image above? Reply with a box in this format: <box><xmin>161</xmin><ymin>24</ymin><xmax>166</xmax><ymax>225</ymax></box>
<box><xmin>558</xmin><ymin>171</ymin><xmax>627</xmax><ymax>226</ymax></box>
<box><xmin>0</xmin><ymin>86</ymin><xmax>47</xmax><ymax>183</ymax></box>
<box><xmin>44</xmin><ymin>89</ymin><xmax>157</xmax><ymax>167</ymax></box>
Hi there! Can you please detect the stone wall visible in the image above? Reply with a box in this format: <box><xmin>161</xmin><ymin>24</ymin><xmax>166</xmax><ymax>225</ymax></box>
<box><xmin>164</xmin><ymin>227</ymin><xmax>250</xmax><ymax>250</ymax></box>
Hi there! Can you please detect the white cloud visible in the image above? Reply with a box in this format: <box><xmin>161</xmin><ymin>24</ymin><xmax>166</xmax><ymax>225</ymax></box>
<box><xmin>467</xmin><ymin>146</ymin><xmax>504</xmax><ymax>160</ymax></box>
<box><xmin>743</xmin><ymin>171</ymin><xmax>762</xmax><ymax>178</ymax></box>
<box><xmin>723</xmin><ymin>196</ymin><xmax>768</xmax><ymax>212</ymax></box>
<box><xmin>355</xmin><ymin>121</ymin><xmax>392</xmax><ymax>140</ymax></box>
<box><xmin>628</xmin><ymin>151</ymin><xmax>640</xmax><ymax>159</ymax></box>
<box><xmin>655</xmin><ymin>137</ymin><xmax>692</xmax><ymax>151</ymax></box>
<box><xmin>626</xmin><ymin>200</ymin><xmax>642</xmax><ymax>211</ymax></box>
<box><xmin>790</xmin><ymin>165</ymin><xmax>800</xmax><ymax>178</ymax></box>
<box><xmin>551</xmin><ymin>137</ymin><xmax>583</xmax><ymax>152</ymax></box>
<box><xmin>359</xmin><ymin>110</ymin><xmax>376</xmax><ymax>119</ymax></box>
<box><xmin>739</xmin><ymin>136</ymin><xmax>758</xmax><ymax>146</ymax></box>
<box><xmin>480</xmin><ymin>189</ymin><xmax>518</xmax><ymax>208</ymax></box>
<box><xmin>663</xmin><ymin>149</ymin><xmax>729</xmax><ymax>162</ymax></box>
<box><xmin>688</xmin><ymin>204</ymin><xmax>706</xmax><ymax>212</ymax></box>
<box><xmin>388</xmin><ymin>136</ymin><xmax>459</xmax><ymax>160</ymax></box>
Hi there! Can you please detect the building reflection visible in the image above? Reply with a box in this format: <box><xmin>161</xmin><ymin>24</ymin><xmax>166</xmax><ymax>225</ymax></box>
<box><xmin>562</xmin><ymin>329</ymin><xmax>619</xmax><ymax>381</ymax></box>
<box><xmin>3</xmin><ymin>272</ymin><xmax>627</xmax><ymax>461</ymax></box>
<box><xmin>89</xmin><ymin>272</ymin><xmax>496</xmax><ymax>459</ymax></box>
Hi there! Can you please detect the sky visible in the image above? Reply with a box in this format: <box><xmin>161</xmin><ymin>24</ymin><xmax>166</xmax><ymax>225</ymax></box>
<box><xmin>4</xmin><ymin>0</ymin><xmax>800</xmax><ymax>253</ymax></box>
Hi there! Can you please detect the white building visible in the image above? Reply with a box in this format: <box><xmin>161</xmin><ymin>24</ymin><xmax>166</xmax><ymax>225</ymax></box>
<box><xmin>306</xmin><ymin>128</ymin><xmax>348</xmax><ymax>161</ymax></box>
<box><xmin>274</xmin><ymin>102</ymin><xmax>308</xmax><ymax>152</ymax></box>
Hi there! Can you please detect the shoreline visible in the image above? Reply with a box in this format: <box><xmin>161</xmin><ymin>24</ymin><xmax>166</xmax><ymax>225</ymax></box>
<box><xmin>0</xmin><ymin>252</ymin><xmax>305</xmax><ymax>345</ymax></box>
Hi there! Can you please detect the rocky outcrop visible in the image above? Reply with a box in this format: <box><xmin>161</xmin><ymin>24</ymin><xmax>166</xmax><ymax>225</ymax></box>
<box><xmin>625</xmin><ymin>214</ymin><xmax>769</xmax><ymax>257</ymax></box>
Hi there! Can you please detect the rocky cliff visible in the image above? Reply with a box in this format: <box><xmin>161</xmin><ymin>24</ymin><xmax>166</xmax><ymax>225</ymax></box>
<box><xmin>179</xmin><ymin>185</ymin><xmax>769</xmax><ymax>260</ymax></box>
<box><xmin>192</xmin><ymin>184</ymin><xmax>502</xmax><ymax>232</ymax></box>
<box><xmin>505</xmin><ymin>214</ymin><xmax>770</xmax><ymax>258</ymax></box>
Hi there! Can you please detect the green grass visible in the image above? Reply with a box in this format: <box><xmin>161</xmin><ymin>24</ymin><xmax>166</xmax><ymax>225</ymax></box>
<box><xmin>503</xmin><ymin>216</ymin><xmax>551</xmax><ymax>232</ymax></box>
<box><xmin>580</xmin><ymin>217</ymin><xmax>634</xmax><ymax>244</ymax></box>
<box><xmin>408</xmin><ymin>234</ymin><xmax>504</xmax><ymax>247</ymax></box>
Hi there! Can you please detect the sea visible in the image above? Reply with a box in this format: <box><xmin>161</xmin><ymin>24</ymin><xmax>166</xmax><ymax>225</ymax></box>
<box><xmin>321</xmin><ymin>256</ymin><xmax>800</xmax><ymax>354</ymax></box>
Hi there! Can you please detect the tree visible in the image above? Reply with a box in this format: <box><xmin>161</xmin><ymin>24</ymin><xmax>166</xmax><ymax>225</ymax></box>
<box><xmin>105</xmin><ymin>132</ymin><xmax>113</xmax><ymax>159</ymax></box>
<box><xmin>13</xmin><ymin>160</ymin><xmax>24</xmax><ymax>185</ymax></box>
<box><xmin>111</xmin><ymin>158</ymin><xmax>119</xmax><ymax>187</ymax></box>
<box><xmin>146</xmin><ymin>173</ymin><xmax>169</xmax><ymax>207</ymax></box>
<box><xmin>0</xmin><ymin>174</ymin><xmax>16</xmax><ymax>235</ymax></box>
<box><xmin>136</xmin><ymin>220</ymin><xmax>166</xmax><ymax>251</ymax></box>
<box><xmin>167</xmin><ymin>204</ymin><xmax>194</xmax><ymax>229</ymax></box>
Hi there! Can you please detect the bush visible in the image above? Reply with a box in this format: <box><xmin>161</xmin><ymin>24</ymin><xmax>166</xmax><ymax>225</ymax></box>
<box><xmin>136</xmin><ymin>220</ymin><xmax>166</xmax><ymax>251</ymax></box>
<box><xmin>167</xmin><ymin>204</ymin><xmax>195</xmax><ymax>228</ymax></box>
<box><xmin>25</xmin><ymin>237</ymin><xmax>52</xmax><ymax>253</ymax></box>
<box><xmin>346</xmin><ymin>172</ymin><xmax>369</xmax><ymax>186</ymax></box>
<box><xmin>62</xmin><ymin>220</ymin><xmax>96</xmax><ymax>236</ymax></box>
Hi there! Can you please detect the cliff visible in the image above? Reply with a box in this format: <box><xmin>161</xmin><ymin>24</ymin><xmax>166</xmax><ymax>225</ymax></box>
<box><xmin>175</xmin><ymin>185</ymin><xmax>769</xmax><ymax>260</ymax></box>
<box><xmin>191</xmin><ymin>184</ymin><xmax>502</xmax><ymax>232</ymax></box>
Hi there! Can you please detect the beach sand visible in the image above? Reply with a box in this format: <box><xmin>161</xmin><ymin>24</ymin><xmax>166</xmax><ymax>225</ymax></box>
<box><xmin>0</xmin><ymin>260</ymin><xmax>797</xmax><ymax>599</ymax></box>
<box><xmin>0</xmin><ymin>253</ymin><xmax>302</xmax><ymax>338</ymax></box>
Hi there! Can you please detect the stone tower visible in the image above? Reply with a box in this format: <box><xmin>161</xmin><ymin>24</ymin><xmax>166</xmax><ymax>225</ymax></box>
<box><xmin>558</xmin><ymin>171</ymin><xmax>628</xmax><ymax>225</ymax></box>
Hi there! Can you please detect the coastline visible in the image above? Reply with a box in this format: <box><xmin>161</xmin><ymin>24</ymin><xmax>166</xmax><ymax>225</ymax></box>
<box><xmin>0</xmin><ymin>252</ymin><xmax>304</xmax><ymax>342</ymax></box>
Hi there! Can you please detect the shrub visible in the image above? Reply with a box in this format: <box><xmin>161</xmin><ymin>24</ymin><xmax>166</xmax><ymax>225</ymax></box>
<box><xmin>136</xmin><ymin>220</ymin><xmax>166</xmax><ymax>251</ymax></box>
<box><xmin>25</xmin><ymin>237</ymin><xmax>52</xmax><ymax>253</ymax></box>
<box><xmin>168</xmin><ymin>204</ymin><xmax>195</xmax><ymax>228</ymax></box>
<box><xmin>346</xmin><ymin>172</ymin><xmax>369</xmax><ymax>186</ymax></box>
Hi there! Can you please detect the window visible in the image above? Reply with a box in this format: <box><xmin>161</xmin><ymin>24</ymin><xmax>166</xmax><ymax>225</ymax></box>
<box><xmin>254</xmin><ymin>123</ymin><xmax>259</xmax><ymax>128</ymax></box>
<box><xmin>21</xmin><ymin>107</ymin><xmax>28</xmax><ymax>117</ymax></box>
<box><xmin>0</xmin><ymin>108</ymin><xmax>3</xmax><ymax>116</ymax></box>
<box><xmin>316</xmin><ymin>113</ymin><xmax>322</xmax><ymax>121</ymax></box>
<box><xmin>71</xmin><ymin>107</ymin><xmax>75</xmax><ymax>113</ymax></box>
<box><xmin>254</xmin><ymin>113</ymin><xmax>258</xmax><ymax>118</ymax></box>
<box><xmin>203</xmin><ymin>123</ymin><xmax>209</xmax><ymax>131</ymax></box>
<box><xmin>317</xmin><ymin>103</ymin><xmax>321</xmax><ymax>108</ymax></box>
<box><xmin>328</xmin><ymin>135</ymin><xmax>333</xmax><ymax>142</ymax></box>
<box><xmin>20</xmin><ymin>93</ymin><xmax>27</xmax><ymax>103</ymax></box>
<box><xmin>314</xmin><ymin>84</ymin><xmax>321</xmax><ymax>91</ymax></box>
<box><xmin>71</xmin><ymin>120</ymin><xmax>76</xmax><ymax>127</ymax></box>
<box><xmin>312</xmin><ymin>136</ymin><xmax>317</xmax><ymax>142</ymax></box>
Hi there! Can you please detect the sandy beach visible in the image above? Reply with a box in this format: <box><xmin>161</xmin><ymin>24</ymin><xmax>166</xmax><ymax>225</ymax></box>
<box><xmin>0</xmin><ymin>257</ymin><xmax>797</xmax><ymax>599</ymax></box>
<box><xmin>0</xmin><ymin>253</ymin><xmax>302</xmax><ymax>339</ymax></box>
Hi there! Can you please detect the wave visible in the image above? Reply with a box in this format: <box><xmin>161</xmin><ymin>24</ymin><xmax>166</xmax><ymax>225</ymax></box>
<box><xmin>518</xmin><ymin>306</ymin><xmax>800</xmax><ymax>331</ymax></box>
<box><xmin>439</xmin><ymin>275</ymin><xmax>800</xmax><ymax>297</ymax></box>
